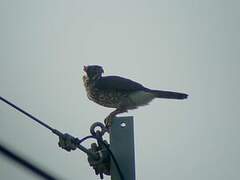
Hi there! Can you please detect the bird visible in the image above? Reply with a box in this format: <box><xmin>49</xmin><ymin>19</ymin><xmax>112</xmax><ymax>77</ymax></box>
<box><xmin>83</xmin><ymin>65</ymin><xmax>188</xmax><ymax>129</ymax></box>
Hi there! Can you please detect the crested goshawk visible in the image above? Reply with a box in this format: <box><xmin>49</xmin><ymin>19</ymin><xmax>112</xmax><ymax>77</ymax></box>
<box><xmin>83</xmin><ymin>65</ymin><xmax>188</xmax><ymax>128</ymax></box>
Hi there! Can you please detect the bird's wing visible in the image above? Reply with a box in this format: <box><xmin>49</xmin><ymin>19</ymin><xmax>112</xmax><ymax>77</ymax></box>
<box><xmin>94</xmin><ymin>76</ymin><xmax>147</xmax><ymax>91</ymax></box>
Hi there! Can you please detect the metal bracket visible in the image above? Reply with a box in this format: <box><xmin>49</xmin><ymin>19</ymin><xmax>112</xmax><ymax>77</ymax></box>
<box><xmin>110</xmin><ymin>116</ymin><xmax>136</xmax><ymax>180</ymax></box>
<box><xmin>57</xmin><ymin>117</ymin><xmax>135</xmax><ymax>180</ymax></box>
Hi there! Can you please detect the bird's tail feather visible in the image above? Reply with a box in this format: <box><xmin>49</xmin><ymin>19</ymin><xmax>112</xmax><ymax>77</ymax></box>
<box><xmin>150</xmin><ymin>90</ymin><xmax>188</xmax><ymax>99</ymax></box>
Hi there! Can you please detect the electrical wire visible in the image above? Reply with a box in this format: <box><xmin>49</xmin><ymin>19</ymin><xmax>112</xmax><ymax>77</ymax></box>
<box><xmin>78</xmin><ymin>135</ymin><xmax>95</xmax><ymax>144</ymax></box>
<box><xmin>102</xmin><ymin>141</ymin><xmax>125</xmax><ymax>180</ymax></box>
<box><xmin>1</xmin><ymin>96</ymin><xmax>125</xmax><ymax>180</ymax></box>
<box><xmin>80</xmin><ymin>135</ymin><xmax>125</xmax><ymax>180</ymax></box>
<box><xmin>0</xmin><ymin>96</ymin><xmax>98</xmax><ymax>159</ymax></box>
<box><xmin>0</xmin><ymin>96</ymin><xmax>54</xmax><ymax>131</ymax></box>
<box><xmin>0</xmin><ymin>142</ymin><xmax>58</xmax><ymax>180</ymax></box>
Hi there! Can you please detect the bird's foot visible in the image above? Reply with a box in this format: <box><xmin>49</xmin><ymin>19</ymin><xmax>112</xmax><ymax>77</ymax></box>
<box><xmin>104</xmin><ymin>108</ymin><xmax>127</xmax><ymax>133</ymax></box>
<box><xmin>104</xmin><ymin>115</ymin><xmax>114</xmax><ymax>132</ymax></box>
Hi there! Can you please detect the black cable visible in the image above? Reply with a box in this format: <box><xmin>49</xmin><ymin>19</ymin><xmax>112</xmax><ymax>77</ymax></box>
<box><xmin>0</xmin><ymin>96</ymin><xmax>54</xmax><ymax>131</ymax></box>
<box><xmin>102</xmin><ymin>141</ymin><xmax>125</xmax><ymax>180</ymax></box>
<box><xmin>78</xmin><ymin>135</ymin><xmax>95</xmax><ymax>144</ymax></box>
<box><xmin>0</xmin><ymin>96</ymin><xmax>99</xmax><ymax>160</ymax></box>
<box><xmin>1</xmin><ymin>96</ymin><xmax>125</xmax><ymax>179</ymax></box>
<box><xmin>84</xmin><ymin>135</ymin><xmax>125</xmax><ymax>180</ymax></box>
<box><xmin>0</xmin><ymin>143</ymin><xmax>58</xmax><ymax>180</ymax></box>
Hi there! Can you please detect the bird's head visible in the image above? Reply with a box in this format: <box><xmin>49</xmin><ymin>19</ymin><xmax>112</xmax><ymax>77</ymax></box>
<box><xmin>83</xmin><ymin>65</ymin><xmax>104</xmax><ymax>80</ymax></box>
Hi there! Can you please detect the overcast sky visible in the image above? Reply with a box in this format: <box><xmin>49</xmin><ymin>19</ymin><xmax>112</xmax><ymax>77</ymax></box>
<box><xmin>1</xmin><ymin>0</ymin><xmax>240</xmax><ymax>180</ymax></box>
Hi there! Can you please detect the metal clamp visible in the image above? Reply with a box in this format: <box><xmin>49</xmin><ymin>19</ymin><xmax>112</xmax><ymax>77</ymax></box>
<box><xmin>90</xmin><ymin>122</ymin><xmax>107</xmax><ymax>137</ymax></box>
<box><xmin>58</xmin><ymin>133</ymin><xmax>78</xmax><ymax>152</ymax></box>
<box><xmin>57</xmin><ymin>121</ymin><xmax>110</xmax><ymax>179</ymax></box>
<box><xmin>88</xmin><ymin>122</ymin><xmax>110</xmax><ymax>179</ymax></box>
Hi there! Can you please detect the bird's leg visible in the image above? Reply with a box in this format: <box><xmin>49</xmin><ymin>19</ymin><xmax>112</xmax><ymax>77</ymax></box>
<box><xmin>104</xmin><ymin>108</ymin><xmax>127</xmax><ymax>129</ymax></box>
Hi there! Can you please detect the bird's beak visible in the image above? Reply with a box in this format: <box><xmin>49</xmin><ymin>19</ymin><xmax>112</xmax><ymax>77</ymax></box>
<box><xmin>83</xmin><ymin>66</ymin><xmax>87</xmax><ymax>72</ymax></box>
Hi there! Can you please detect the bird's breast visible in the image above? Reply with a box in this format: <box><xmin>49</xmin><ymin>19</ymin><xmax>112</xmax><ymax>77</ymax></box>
<box><xmin>83</xmin><ymin>76</ymin><xmax>125</xmax><ymax>108</ymax></box>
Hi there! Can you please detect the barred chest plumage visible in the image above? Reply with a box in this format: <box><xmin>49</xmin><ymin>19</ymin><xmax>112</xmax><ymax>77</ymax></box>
<box><xmin>83</xmin><ymin>75</ymin><xmax>128</xmax><ymax>108</ymax></box>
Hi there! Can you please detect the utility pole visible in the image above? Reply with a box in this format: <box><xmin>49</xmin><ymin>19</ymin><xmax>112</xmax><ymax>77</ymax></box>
<box><xmin>110</xmin><ymin>116</ymin><xmax>136</xmax><ymax>180</ymax></box>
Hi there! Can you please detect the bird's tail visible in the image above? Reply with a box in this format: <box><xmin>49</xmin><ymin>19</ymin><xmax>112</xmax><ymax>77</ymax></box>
<box><xmin>150</xmin><ymin>90</ymin><xmax>188</xmax><ymax>100</ymax></box>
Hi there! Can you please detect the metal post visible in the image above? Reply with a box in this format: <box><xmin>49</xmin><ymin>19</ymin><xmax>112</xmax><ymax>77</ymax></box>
<box><xmin>110</xmin><ymin>116</ymin><xmax>135</xmax><ymax>180</ymax></box>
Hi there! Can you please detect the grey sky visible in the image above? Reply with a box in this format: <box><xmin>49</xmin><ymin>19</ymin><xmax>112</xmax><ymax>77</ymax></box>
<box><xmin>1</xmin><ymin>0</ymin><xmax>240</xmax><ymax>179</ymax></box>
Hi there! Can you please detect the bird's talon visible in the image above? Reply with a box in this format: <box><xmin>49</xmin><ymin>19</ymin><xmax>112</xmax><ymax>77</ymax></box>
<box><xmin>104</xmin><ymin>116</ymin><xmax>113</xmax><ymax>130</ymax></box>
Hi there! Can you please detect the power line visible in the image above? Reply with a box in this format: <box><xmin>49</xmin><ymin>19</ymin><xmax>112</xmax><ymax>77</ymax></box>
<box><xmin>102</xmin><ymin>141</ymin><xmax>125</xmax><ymax>180</ymax></box>
<box><xmin>0</xmin><ymin>96</ymin><xmax>54</xmax><ymax>131</ymax></box>
<box><xmin>0</xmin><ymin>142</ymin><xmax>59</xmax><ymax>180</ymax></box>
<box><xmin>0</xmin><ymin>96</ymin><xmax>125</xmax><ymax>180</ymax></box>
<box><xmin>0</xmin><ymin>96</ymin><xmax>99</xmax><ymax>159</ymax></box>
<box><xmin>80</xmin><ymin>135</ymin><xmax>125</xmax><ymax>180</ymax></box>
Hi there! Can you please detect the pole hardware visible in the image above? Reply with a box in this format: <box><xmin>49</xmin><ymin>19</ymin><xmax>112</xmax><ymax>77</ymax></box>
<box><xmin>1</xmin><ymin>97</ymin><xmax>135</xmax><ymax>180</ymax></box>
<box><xmin>57</xmin><ymin>122</ymin><xmax>110</xmax><ymax>179</ymax></box>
